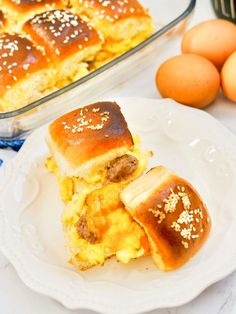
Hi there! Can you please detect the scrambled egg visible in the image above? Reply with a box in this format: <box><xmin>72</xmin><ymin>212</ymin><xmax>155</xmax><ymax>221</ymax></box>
<box><xmin>45</xmin><ymin>135</ymin><xmax>149</xmax><ymax>203</ymax></box>
<box><xmin>93</xmin><ymin>28</ymin><xmax>153</xmax><ymax>68</ymax></box>
<box><xmin>45</xmin><ymin>136</ymin><xmax>151</xmax><ymax>269</ymax></box>
<box><xmin>62</xmin><ymin>183</ymin><xmax>149</xmax><ymax>270</ymax></box>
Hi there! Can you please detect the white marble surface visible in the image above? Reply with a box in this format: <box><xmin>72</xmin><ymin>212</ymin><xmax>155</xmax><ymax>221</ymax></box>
<box><xmin>1</xmin><ymin>0</ymin><xmax>236</xmax><ymax>313</ymax></box>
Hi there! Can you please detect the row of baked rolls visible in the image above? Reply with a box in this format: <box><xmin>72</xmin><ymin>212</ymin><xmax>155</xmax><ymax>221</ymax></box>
<box><xmin>45</xmin><ymin>101</ymin><xmax>211</xmax><ymax>270</ymax></box>
<box><xmin>0</xmin><ymin>10</ymin><xmax>103</xmax><ymax>112</ymax></box>
<box><xmin>0</xmin><ymin>0</ymin><xmax>153</xmax><ymax>112</ymax></box>
<box><xmin>0</xmin><ymin>0</ymin><xmax>154</xmax><ymax>64</ymax></box>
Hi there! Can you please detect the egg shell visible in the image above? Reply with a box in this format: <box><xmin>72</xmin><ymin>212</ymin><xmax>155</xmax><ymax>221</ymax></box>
<box><xmin>156</xmin><ymin>54</ymin><xmax>220</xmax><ymax>108</ymax></box>
<box><xmin>221</xmin><ymin>51</ymin><xmax>236</xmax><ymax>102</ymax></box>
<box><xmin>181</xmin><ymin>19</ymin><xmax>236</xmax><ymax>69</ymax></box>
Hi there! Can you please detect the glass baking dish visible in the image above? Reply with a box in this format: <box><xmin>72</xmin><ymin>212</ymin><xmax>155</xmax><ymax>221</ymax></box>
<box><xmin>0</xmin><ymin>0</ymin><xmax>196</xmax><ymax>139</ymax></box>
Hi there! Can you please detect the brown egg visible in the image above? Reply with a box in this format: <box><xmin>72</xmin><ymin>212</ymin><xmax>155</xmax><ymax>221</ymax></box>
<box><xmin>221</xmin><ymin>51</ymin><xmax>236</xmax><ymax>102</ymax></box>
<box><xmin>182</xmin><ymin>19</ymin><xmax>236</xmax><ymax>69</ymax></box>
<box><xmin>156</xmin><ymin>54</ymin><xmax>220</xmax><ymax>108</ymax></box>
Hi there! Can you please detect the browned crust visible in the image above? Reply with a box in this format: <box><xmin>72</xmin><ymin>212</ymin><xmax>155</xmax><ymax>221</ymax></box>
<box><xmin>49</xmin><ymin>101</ymin><xmax>134</xmax><ymax>166</ymax></box>
<box><xmin>76</xmin><ymin>0</ymin><xmax>150</xmax><ymax>22</ymax></box>
<box><xmin>3</xmin><ymin>0</ymin><xmax>62</xmax><ymax>12</ymax></box>
<box><xmin>0</xmin><ymin>10</ymin><xmax>6</xmax><ymax>28</ymax></box>
<box><xmin>125</xmin><ymin>169</ymin><xmax>211</xmax><ymax>270</ymax></box>
<box><xmin>0</xmin><ymin>33</ymin><xmax>49</xmax><ymax>96</ymax></box>
<box><xmin>23</xmin><ymin>10</ymin><xmax>101</xmax><ymax>60</ymax></box>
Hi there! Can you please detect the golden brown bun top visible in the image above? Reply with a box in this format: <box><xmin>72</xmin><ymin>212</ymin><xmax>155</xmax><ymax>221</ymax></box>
<box><xmin>121</xmin><ymin>166</ymin><xmax>211</xmax><ymax>270</ymax></box>
<box><xmin>0</xmin><ymin>33</ymin><xmax>49</xmax><ymax>96</ymax></box>
<box><xmin>49</xmin><ymin>101</ymin><xmax>134</xmax><ymax>167</ymax></box>
<box><xmin>77</xmin><ymin>0</ymin><xmax>150</xmax><ymax>22</ymax></box>
<box><xmin>3</xmin><ymin>0</ymin><xmax>62</xmax><ymax>12</ymax></box>
<box><xmin>23</xmin><ymin>10</ymin><xmax>101</xmax><ymax>60</ymax></box>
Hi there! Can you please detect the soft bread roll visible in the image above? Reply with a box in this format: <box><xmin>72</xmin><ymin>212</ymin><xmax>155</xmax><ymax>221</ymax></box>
<box><xmin>0</xmin><ymin>33</ymin><xmax>55</xmax><ymax>112</ymax></box>
<box><xmin>121</xmin><ymin>166</ymin><xmax>211</xmax><ymax>271</ymax></box>
<box><xmin>23</xmin><ymin>9</ymin><xmax>102</xmax><ymax>60</ymax></box>
<box><xmin>2</xmin><ymin>0</ymin><xmax>62</xmax><ymax>11</ymax></box>
<box><xmin>23</xmin><ymin>9</ymin><xmax>103</xmax><ymax>86</ymax></box>
<box><xmin>71</xmin><ymin>0</ymin><xmax>153</xmax><ymax>66</ymax></box>
<box><xmin>1</xmin><ymin>0</ymin><xmax>64</xmax><ymax>31</ymax></box>
<box><xmin>47</xmin><ymin>101</ymin><xmax>149</xmax><ymax>182</ymax></box>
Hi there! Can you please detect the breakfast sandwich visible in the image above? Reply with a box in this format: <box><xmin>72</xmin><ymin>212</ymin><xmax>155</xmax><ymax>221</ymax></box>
<box><xmin>121</xmin><ymin>166</ymin><xmax>211</xmax><ymax>271</ymax></box>
<box><xmin>62</xmin><ymin>182</ymin><xmax>150</xmax><ymax>270</ymax></box>
<box><xmin>0</xmin><ymin>0</ymin><xmax>64</xmax><ymax>31</ymax></box>
<box><xmin>0</xmin><ymin>33</ymin><xmax>55</xmax><ymax>112</ymax></box>
<box><xmin>23</xmin><ymin>9</ymin><xmax>103</xmax><ymax>87</ymax></box>
<box><xmin>46</xmin><ymin>101</ymin><xmax>150</xmax><ymax>202</ymax></box>
<box><xmin>71</xmin><ymin>0</ymin><xmax>154</xmax><ymax>67</ymax></box>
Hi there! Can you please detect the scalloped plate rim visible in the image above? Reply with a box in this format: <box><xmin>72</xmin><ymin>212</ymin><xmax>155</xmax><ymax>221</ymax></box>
<box><xmin>0</xmin><ymin>97</ymin><xmax>236</xmax><ymax>314</ymax></box>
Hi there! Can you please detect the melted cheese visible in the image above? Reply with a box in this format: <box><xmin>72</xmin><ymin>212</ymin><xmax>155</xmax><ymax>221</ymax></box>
<box><xmin>92</xmin><ymin>27</ymin><xmax>153</xmax><ymax>68</ymax></box>
<box><xmin>62</xmin><ymin>183</ymin><xmax>149</xmax><ymax>269</ymax></box>
<box><xmin>46</xmin><ymin>136</ymin><xmax>151</xmax><ymax>269</ymax></box>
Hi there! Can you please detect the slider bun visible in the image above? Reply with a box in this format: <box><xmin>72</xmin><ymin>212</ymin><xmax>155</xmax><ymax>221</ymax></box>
<box><xmin>121</xmin><ymin>166</ymin><xmax>211</xmax><ymax>271</ymax></box>
<box><xmin>2</xmin><ymin>0</ymin><xmax>62</xmax><ymax>12</ymax></box>
<box><xmin>1</xmin><ymin>0</ymin><xmax>63</xmax><ymax>31</ymax></box>
<box><xmin>47</xmin><ymin>101</ymin><xmax>135</xmax><ymax>178</ymax></box>
<box><xmin>72</xmin><ymin>0</ymin><xmax>153</xmax><ymax>68</ymax></box>
<box><xmin>0</xmin><ymin>33</ymin><xmax>48</xmax><ymax>96</ymax></box>
<box><xmin>76</xmin><ymin>0</ymin><xmax>150</xmax><ymax>21</ymax></box>
<box><xmin>23</xmin><ymin>9</ymin><xmax>103</xmax><ymax>87</ymax></box>
<box><xmin>23</xmin><ymin>10</ymin><xmax>102</xmax><ymax>61</ymax></box>
<box><xmin>0</xmin><ymin>33</ymin><xmax>55</xmax><ymax>112</ymax></box>
<box><xmin>73</xmin><ymin>0</ymin><xmax>153</xmax><ymax>41</ymax></box>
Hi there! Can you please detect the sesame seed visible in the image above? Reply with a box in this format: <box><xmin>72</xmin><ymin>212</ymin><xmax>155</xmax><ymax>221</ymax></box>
<box><xmin>171</xmin><ymin>221</ymin><xmax>181</xmax><ymax>232</ymax></box>
<box><xmin>148</xmin><ymin>207</ymin><xmax>165</xmax><ymax>224</ymax></box>
<box><xmin>23</xmin><ymin>64</ymin><xmax>30</xmax><ymax>70</ymax></box>
<box><xmin>28</xmin><ymin>10</ymin><xmax>95</xmax><ymax>51</ymax></box>
<box><xmin>77</xmin><ymin>0</ymin><xmax>142</xmax><ymax>23</ymax></box>
<box><xmin>181</xmin><ymin>241</ymin><xmax>189</xmax><ymax>249</ymax></box>
<box><xmin>92</xmin><ymin>107</ymin><xmax>100</xmax><ymax>112</ymax></box>
<box><xmin>163</xmin><ymin>189</ymin><xmax>180</xmax><ymax>213</ymax></box>
<box><xmin>0</xmin><ymin>33</ymin><xmax>46</xmax><ymax>89</ymax></box>
<box><xmin>180</xmin><ymin>228</ymin><xmax>192</xmax><ymax>240</ymax></box>
<box><xmin>62</xmin><ymin>105</ymin><xmax>110</xmax><ymax>134</ymax></box>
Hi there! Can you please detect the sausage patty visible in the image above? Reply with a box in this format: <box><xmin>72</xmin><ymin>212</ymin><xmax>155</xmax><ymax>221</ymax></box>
<box><xmin>76</xmin><ymin>215</ymin><xmax>97</xmax><ymax>244</ymax></box>
<box><xmin>107</xmin><ymin>154</ymin><xmax>138</xmax><ymax>182</ymax></box>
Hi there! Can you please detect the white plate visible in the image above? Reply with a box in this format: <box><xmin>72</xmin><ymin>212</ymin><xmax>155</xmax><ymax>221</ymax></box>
<box><xmin>1</xmin><ymin>97</ymin><xmax>236</xmax><ymax>314</ymax></box>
